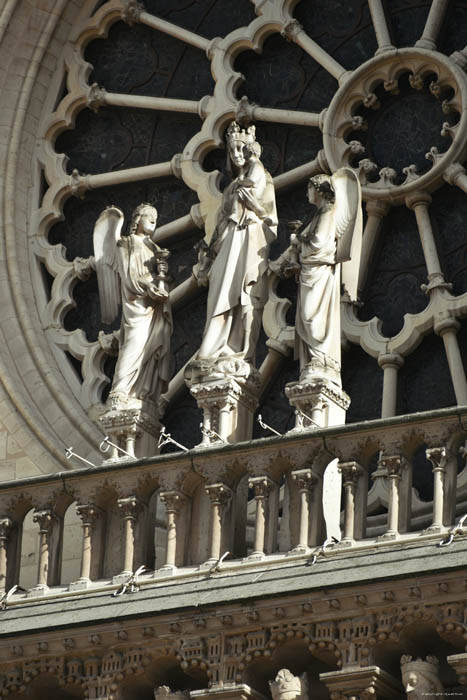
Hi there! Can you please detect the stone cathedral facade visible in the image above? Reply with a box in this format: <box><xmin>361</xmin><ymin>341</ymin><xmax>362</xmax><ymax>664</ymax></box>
<box><xmin>1</xmin><ymin>0</ymin><xmax>467</xmax><ymax>698</ymax></box>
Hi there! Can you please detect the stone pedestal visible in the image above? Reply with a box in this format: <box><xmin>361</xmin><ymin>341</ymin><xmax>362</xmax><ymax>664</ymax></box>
<box><xmin>99</xmin><ymin>407</ymin><xmax>161</xmax><ymax>460</ymax></box>
<box><xmin>186</xmin><ymin>359</ymin><xmax>261</xmax><ymax>445</ymax></box>
<box><xmin>191</xmin><ymin>684</ymin><xmax>267</xmax><ymax>700</ymax></box>
<box><xmin>320</xmin><ymin>666</ymin><xmax>402</xmax><ymax>700</ymax></box>
<box><xmin>285</xmin><ymin>377</ymin><xmax>350</xmax><ymax>430</ymax></box>
<box><xmin>447</xmin><ymin>653</ymin><xmax>467</xmax><ymax>685</ymax></box>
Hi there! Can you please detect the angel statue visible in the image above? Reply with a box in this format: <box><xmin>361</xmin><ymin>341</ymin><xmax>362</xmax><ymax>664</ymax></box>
<box><xmin>196</xmin><ymin>121</ymin><xmax>278</xmax><ymax>368</ymax></box>
<box><xmin>92</xmin><ymin>203</ymin><xmax>173</xmax><ymax>414</ymax></box>
<box><xmin>270</xmin><ymin>168</ymin><xmax>362</xmax><ymax>389</ymax></box>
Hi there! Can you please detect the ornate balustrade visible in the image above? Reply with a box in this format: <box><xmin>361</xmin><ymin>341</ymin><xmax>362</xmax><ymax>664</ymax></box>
<box><xmin>1</xmin><ymin>406</ymin><xmax>467</xmax><ymax>598</ymax></box>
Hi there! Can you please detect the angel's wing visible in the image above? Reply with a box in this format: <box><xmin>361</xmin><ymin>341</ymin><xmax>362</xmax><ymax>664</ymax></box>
<box><xmin>93</xmin><ymin>206</ymin><xmax>124</xmax><ymax>324</ymax></box>
<box><xmin>333</xmin><ymin>168</ymin><xmax>363</xmax><ymax>302</ymax></box>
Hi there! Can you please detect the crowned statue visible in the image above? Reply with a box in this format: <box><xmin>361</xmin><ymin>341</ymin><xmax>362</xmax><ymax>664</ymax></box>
<box><xmin>269</xmin><ymin>669</ymin><xmax>309</xmax><ymax>700</ymax></box>
<box><xmin>400</xmin><ymin>655</ymin><xmax>444</xmax><ymax>699</ymax></box>
<box><xmin>196</xmin><ymin>121</ymin><xmax>277</xmax><ymax>369</ymax></box>
<box><xmin>186</xmin><ymin>121</ymin><xmax>278</xmax><ymax>444</ymax></box>
<box><xmin>270</xmin><ymin>168</ymin><xmax>362</xmax><ymax>429</ymax></box>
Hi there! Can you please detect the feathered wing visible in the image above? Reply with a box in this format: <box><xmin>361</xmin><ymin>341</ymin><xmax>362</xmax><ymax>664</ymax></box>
<box><xmin>93</xmin><ymin>206</ymin><xmax>124</xmax><ymax>324</ymax></box>
<box><xmin>333</xmin><ymin>167</ymin><xmax>363</xmax><ymax>302</ymax></box>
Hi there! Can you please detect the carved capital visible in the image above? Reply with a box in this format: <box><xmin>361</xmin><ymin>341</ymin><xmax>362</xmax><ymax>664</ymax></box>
<box><xmin>291</xmin><ymin>467</ymin><xmax>316</xmax><ymax>492</ymax></box>
<box><xmin>235</xmin><ymin>95</ymin><xmax>256</xmax><ymax>124</ymax></box>
<box><xmin>378</xmin><ymin>454</ymin><xmax>403</xmax><ymax>478</ymax></box>
<box><xmin>205</xmin><ymin>483</ymin><xmax>232</xmax><ymax>506</ymax></box>
<box><xmin>426</xmin><ymin>446</ymin><xmax>447</xmax><ymax>473</ymax></box>
<box><xmin>117</xmin><ymin>496</ymin><xmax>142</xmax><ymax>520</ymax></box>
<box><xmin>76</xmin><ymin>504</ymin><xmax>102</xmax><ymax>528</ymax></box>
<box><xmin>405</xmin><ymin>191</ymin><xmax>432</xmax><ymax>210</ymax></box>
<box><xmin>160</xmin><ymin>490</ymin><xmax>186</xmax><ymax>513</ymax></box>
<box><xmin>377</xmin><ymin>352</ymin><xmax>404</xmax><ymax>370</ymax></box>
<box><xmin>121</xmin><ymin>0</ymin><xmax>144</xmax><ymax>24</ymax></box>
<box><xmin>73</xmin><ymin>256</ymin><xmax>95</xmax><ymax>281</ymax></box>
<box><xmin>87</xmin><ymin>83</ymin><xmax>107</xmax><ymax>112</ymax></box>
<box><xmin>32</xmin><ymin>509</ymin><xmax>56</xmax><ymax>533</ymax></box>
<box><xmin>281</xmin><ymin>19</ymin><xmax>303</xmax><ymax>42</ymax></box>
<box><xmin>338</xmin><ymin>461</ymin><xmax>362</xmax><ymax>486</ymax></box>
<box><xmin>248</xmin><ymin>476</ymin><xmax>275</xmax><ymax>499</ymax></box>
<box><xmin>69</xmin><ymin>169</ymin><xmax>89</xmax><ymax>198</ymax></box>
<box><xmin>0</xmin><ymin>518</ymin><xmax>12</xmax><ymax>540</ymax></box>
<box><xmin>443</xmin><ymin>162</ymin><xmax>466</xmax><ymax>185</ymax></box>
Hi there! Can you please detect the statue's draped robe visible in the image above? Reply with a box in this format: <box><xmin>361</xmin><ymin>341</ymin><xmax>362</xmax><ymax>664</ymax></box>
<box><xmin>199</xmin><ymin>159</ymin><xmax>277</xmax><ymax>359</ymax></box>
<box><xmin>110</xmin><ymin>234</ymin><xmax>172</xmax><ymax>407</ymax></box>
<box><xmin>295</xmin><ymin>206</ymin><xmax>341</xmax><ymax>383</ymax></box>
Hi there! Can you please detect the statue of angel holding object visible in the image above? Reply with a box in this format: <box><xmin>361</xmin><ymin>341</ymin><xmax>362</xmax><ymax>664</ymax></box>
<box><xmin>269</xmin><ymin>168</ymin><xmax>362</xmax><ymax>388</ymax></box>
<box><xmin>92</xmin><ymin>203</ymin><xmax>173</xmax><ymax>413</ymax></box>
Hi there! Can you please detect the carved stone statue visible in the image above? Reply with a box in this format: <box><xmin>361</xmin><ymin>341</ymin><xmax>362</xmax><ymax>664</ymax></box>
<box><xmin>269</xmin><ymin>669</ymin><xmax>308</xmax><ymax>700</ymax></box>
<box><xmin>93</xmin><ymin>203</ymin><xmax>173</xmax><ymax>414</ymax></box>
<box><xmin>197</xmin><ymin>121</ymin><xmax>277</xmax><ymax>368</ymax></box>
<box><xmin>270</xmin><ymin>168</ymin><xmax>362</xmax><ymax>429</ymax></box>
<box><xmin>400</xmin><ymin>655</ymin><xmax>444</xmax><ymax>699</ymax></box>
<box><xmin>271</xmin><ymin>168</ymin><xmax>362</xmax><ymax>387</ymax></box>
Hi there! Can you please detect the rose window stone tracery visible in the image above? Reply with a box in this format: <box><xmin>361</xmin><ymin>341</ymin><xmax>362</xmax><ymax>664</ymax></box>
<box><xmin>33</xmin><ymin>0</ymin><xmax>467</xmax><ymax>445</ymax></box>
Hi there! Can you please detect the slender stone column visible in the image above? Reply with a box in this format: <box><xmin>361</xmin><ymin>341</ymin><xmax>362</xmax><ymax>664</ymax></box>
<box><xmin>368</xmin><ymin>0</ymin><xmax>394</xmax><ymax>54</ymax></box>
<box><xmin>338</xmin><ymin>462</ymin><xmax>362</xmax><ymax>544</ymax></box>
<box><xmin>205</xmin><ymin>484</ymin><xmax>232</xmax><ymax>563</ymax></box>
<box><xmin>426</xmin><ymin>447</ymin><xmax>447</xmax><ymax>531</ymax></box>
<box><xmin>117</xmin><ymin>497</ymin><xmax>142</xmax><ymax>575</ymax></box>
<box><xmin>434</xmin><ymin>318</ymin><xmax>467</xmax><ymax>405</ymax></box>
<box><xmin>32</xmin><ymin>510</ymin><xmax>56</xmax><ymax>589</ymax></box>
<box><xmin>415</xmin><ymin>0</ymin><xmax>449</xmax><ymax>50</ymax></box>
<box><xmin>75</xmin><ymin>505</ymin><xmax>102</xmax><ymax>582</ymax></box>
<box><xmin>248</xmin><ymin>477</ymin><xmax>274</xmax><ymax>558</ymax></box>
<box><xmin>291</xmin><ymin>468</ymin><xmax>315</xmax><ymax>551</ymax></box>
<box><xmin>358</xmin><ymin>200</ymin><xmax>390</xmax><ymax>293</ymax></box>
<box><xmin>0</xmin><ymin>518</ymin><xmax>12</xmax><ymax>592</ymax></box>
<box><xmin>159</xmin><ymin>491</ymin><xmax>186</xmax><ymax>569</ymax></box>
<box><xmin>406</xmin><ymin>192</ymin><xmax>446</xmax><ymax>291</ymax></box>
<box><xmin>378</xmin><ymin>353</ymin><xmax>404</xmax><ymax>419</ymax></box>
<box><xmin>379</xmin><ymin>456</ymin><xmax>402</xmax><ymax>539</ymax></box>
<box><xmin>281</xmin><ymin>20</ymin><xmax>350</xmax><ymax>83</ymax></box>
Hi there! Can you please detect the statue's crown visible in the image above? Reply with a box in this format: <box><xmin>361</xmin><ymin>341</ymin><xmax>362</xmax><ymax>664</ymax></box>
<box><xmin>269</xmin><ymin>669</ymin><xmax>303</xmax><ymax>700</ymax></box>
<box><xmin>400</xmin><ymin>655</ymin><xmax>439</xmax><ymax>671</ymax></box>
<box><xmin>226</xmin><ymin>121</ymin><xmax>256</xmax><ymax>145</ymax></box>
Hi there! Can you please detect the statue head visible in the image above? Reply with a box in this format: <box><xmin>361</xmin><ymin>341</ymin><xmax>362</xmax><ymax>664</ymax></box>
<box><xmin>130</xmin><ymin>203</ymin><xmax>158</xmax><ymax>236</ymax></box>
<box><xmin>226</xmin><ymin>121</ymin><xmax>261</xmax><ymax>172</ymax></box>
<box><xmin>308</xmin><ymin>174</ymin><xmax>335</xmax><ymax>206</ymax></box>
<box><xmin>400</xmin><ymin>655</ymin><xmax>444</xmax><ymax>699</ymax></box>
<box><xmin>269</xmin><ymin>669</ymin><xmax>308</xmax><ymax>700</ymax></box>
<box><xmin>154</xmin><ymin>687</ymin><xmax>190</xmax><ymax>700</ymax></box>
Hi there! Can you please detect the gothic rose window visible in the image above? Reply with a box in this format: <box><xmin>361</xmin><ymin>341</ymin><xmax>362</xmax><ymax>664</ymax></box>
<box><xmin>35</xmin><ymin>0</ymin><xmax>467</xmax><ymax>447</ymax></box>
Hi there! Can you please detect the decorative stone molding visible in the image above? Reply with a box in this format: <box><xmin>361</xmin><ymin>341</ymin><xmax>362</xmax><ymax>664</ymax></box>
<box><xmin>285</xmin><ymin>378</ymin><xmax>350</xmax><ymax>431</ymax></box>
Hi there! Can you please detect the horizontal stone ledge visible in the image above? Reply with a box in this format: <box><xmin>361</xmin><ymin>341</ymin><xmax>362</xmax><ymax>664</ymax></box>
<box><xmin>0</xmin><ymin>536</ymin><xmax>466</xmax><ymax>637</ymax></box>
<box><xmin>0</xmin><ymin>403</ymin><xmax>466</xmax><ymax>492</ymax></box>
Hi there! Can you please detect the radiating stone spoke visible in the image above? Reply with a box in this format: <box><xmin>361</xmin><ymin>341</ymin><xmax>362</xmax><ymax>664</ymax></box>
<box><xmin>88</xmin><ymin>86</ymin><xmax>202</xmax><ymax>115</ymax></box>
<box><xmin>273</xmin><ymin>150</ymin><xmax>328</xmax><ymax>192</ymax></box>
<box><xmin>70</xmin><ymin>158</ymin><xmax>180</xmax><ymax>195</ymax></box>
<box><xmin>281</xmin><ymin>20</ymin><xmax>350</xmax><ymax>83</ymax></box>
<box><xmin>368</xmin><ymin>0</ymin><xmax>394</xmax><ymax>54</ymax></box>
<box><xmin>153</xmin><ymin>205</ymin><xmax>204</xmax><ymax>245</ymax></box>
<box><xmin>415</xmin><ymin>0</ymin><xmax>450</xmax><ymax>50</ymax></box>
<box><xmin>138</xmin><ymin>10</ymin><xmax>211</xmax><ymax>52</ymax></box>
<box><xmin>236</xmin><ymin>96</ymin><xmax>323</xmax><ymax>129</ymax></box>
